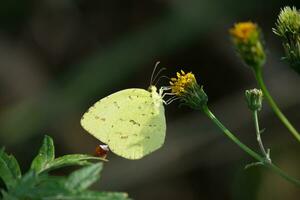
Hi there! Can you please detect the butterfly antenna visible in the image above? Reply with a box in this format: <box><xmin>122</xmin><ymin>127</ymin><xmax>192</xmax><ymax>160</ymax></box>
<box><xmin>152</xmin><ymin>67</ymin><xmax>167</xmax><ymax>86</ymax></box>
<box><xmin>154</xmin><ymin>75</ymin><xmax>170</xmax><ymax>86</ymax></box>
<box><xmin>150</xmin><ymin>61</ymin><xmax>161</xmax><ymax>86</ymax></box>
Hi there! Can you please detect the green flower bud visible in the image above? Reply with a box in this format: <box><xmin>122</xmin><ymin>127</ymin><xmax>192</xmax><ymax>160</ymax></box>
<box><xmin>273</xmin><ymin>6</ymin><xmax>300</xmax><ymax>74</ymax></box>
<box><xmin>230</xmin><ymin>22</ymin><xmax>266</xmax><ymax>71</ymax></box>
<box><xmin>245</xmin><ymin>88</ymin><xmax>263</xmax><ymax>111</ymax></box>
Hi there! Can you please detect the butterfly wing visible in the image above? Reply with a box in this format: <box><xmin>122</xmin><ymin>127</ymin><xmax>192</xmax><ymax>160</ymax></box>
<box><xmin>80</xmin><ymin>88</ymin><xmax>166</xmax><ymax>159</ymax></box>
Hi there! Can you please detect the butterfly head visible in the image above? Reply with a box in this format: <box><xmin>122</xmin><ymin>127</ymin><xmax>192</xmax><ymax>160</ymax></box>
<box><xmin>148</xmin><ymin>85</ymin><xmax>157</xmax><ymax>93</ymax></box>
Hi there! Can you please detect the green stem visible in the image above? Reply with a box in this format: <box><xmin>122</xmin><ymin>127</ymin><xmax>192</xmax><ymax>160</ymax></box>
<box><xmin>202</xmin><ymin>105</ymin><xmax>300</xmax><ymax>187</ymax></box>
<box><xmin>253</xmin><ymin>110</ymin><xmax>271</xmax><ymax>162</ymax></box>
<box><xmin>254</xmin><ymin>69</ymin><xmax>300</xmax><ymax>143</ymax></box>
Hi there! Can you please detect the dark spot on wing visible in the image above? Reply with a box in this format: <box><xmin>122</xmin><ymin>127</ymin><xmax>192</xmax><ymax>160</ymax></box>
<box><xmin>129</xmin><ymin>119</ymin><xmax>140</xmax><ymax>126</ymax></box>
<box><xmin>113</xmin><ymin>101</ymin><xmax>120</xmax><ymax>109</ymax></box>
<box><xmin>138</xmin><ymin>106</ymin><xmax>142</xmax><ymax>109</ymax></box>
<box><xmin>141</xmin><ymin>113</ymin><xmax>146</xmax><ymax>116</ymax></box>
<box><xmin>120</xmin><ymin>136</ymin><xmax>128</xmax><ymax>139</ymax></box>
<box><xmin>100</xmin><ymin>118</ymin><xmax>106</xmax><ymax>122</ymax></box>
<box><xmin>128</xmin><ymin>95</ymin><xmax>133</xmax><ymax>100</ymax></box>
<box><xmin>145</xmin><ymin>136</ymin><xmax>150</xmax><ymax>139</ymax></box>
<box><xmin>95</xmin><ymin>116</ymin><xmax>99</xmax><ymax>119</ymax></box>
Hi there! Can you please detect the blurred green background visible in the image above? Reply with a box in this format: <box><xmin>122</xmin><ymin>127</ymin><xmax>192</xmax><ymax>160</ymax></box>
<box><xmin>0</xmin><ymin>0</ymin><xmax>299</xmax><ymax>199</ymax></box>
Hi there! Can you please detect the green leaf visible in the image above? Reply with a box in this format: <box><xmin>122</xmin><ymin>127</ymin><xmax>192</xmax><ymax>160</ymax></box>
<box><xmin>30</xmin><ymin>135</ymin><xmax>55</xmax><ymax>174</ymax></box>
<box><xmin>1</xmin><ymin>190</ymin><xmax>19</xmax><ymax>200</ymax></box>
<box><xmin>65</xmin><ymin>163</ymin><xmax>102</xmax><ymax>192</ymax></box>
<box><xmin>44</xmin><ymin>154</ymin><xmax>106</xmax><ymax>172</ymax></box>
<box><xmin>8</xmin><ymin>170</ymin><xmax>38</xmax><ymax>198</ymax></box>
<box><xmin>30</xmin><ymin>135</ymin><xmax>104</xmax><ymax>173</ymax></box>
<box><xmin>42</xmin><ymin>191</ymin><xmax>130</xmax><ymax>200</ymax></box>
<box><xmin>17</xmin><ymin>175</ymin><xmax>69</xmax><ymax>199</ymax></box>
<box><xmin>3</xmin><ymin>163</ymin><xmax>130</xmax><ymax>200</ymax></box>
<box><xmin>0</xmin><ymin>151</ymin><xmax>21</xmax><ymax>180</ymax></box>
<box><xmin>0</xmin><ymin>149</ymin><xmax>21</xmax><ymax>189</ymax></box>
<box><xmin>0</xmin><ymin>158</ymin><xmax>15</xmax><ymax>190</ymax></box>
<box><xmin>7</xmin><ymin>173</ymin><xmax>68</xmax><ymax>199</ymax></box>
<box><xmin>6</xmin><ymin>167</ymin><xmax>130</xmax><ymax>200</ymax></box>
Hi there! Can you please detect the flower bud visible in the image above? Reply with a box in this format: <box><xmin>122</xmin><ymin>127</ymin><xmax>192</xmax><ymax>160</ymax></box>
<box><xmin>230</xmin><ymin>22</ymin><xmax>266</xmax><ymax>70</ymax></box>
<box><xmin>245</xmin><ymin>88</ymin><xmax>263</xmax><ymax>111</ymax></box>
<box><xmin>273</xmin><ymin>6</ymin><xmax>300</xmax><ymax>74</ymax></box>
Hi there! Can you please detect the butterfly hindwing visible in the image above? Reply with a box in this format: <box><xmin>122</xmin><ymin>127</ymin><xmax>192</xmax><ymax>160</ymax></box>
<box><xmin>81</xmin><ymin>88</ymin><xmax>166</xmax><ymax>159</ymax></box>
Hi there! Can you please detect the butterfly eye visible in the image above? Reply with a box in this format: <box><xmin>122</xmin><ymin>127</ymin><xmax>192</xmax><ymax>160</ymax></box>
<box><xmin>95</xmin><ymin>144</ymin><xmax>109</xmax><ymax>158</ymax></box>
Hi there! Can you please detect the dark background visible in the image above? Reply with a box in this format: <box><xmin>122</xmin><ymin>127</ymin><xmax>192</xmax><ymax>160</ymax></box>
<box><xmin>0</xmin><ymin>0</ymin><xmax>299</xmax><ymax>199</ymax></box>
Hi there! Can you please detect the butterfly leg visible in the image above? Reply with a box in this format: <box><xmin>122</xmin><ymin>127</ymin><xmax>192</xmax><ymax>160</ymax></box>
<box><xmin>165</xmin><ymin>96</ymin><xmax>180</xmax><ymax>105</ymax></box>
<box><xmin>161</xmin><ymin>92</ymin><xmax>176</xmax><ymax>99</ymax></box>
<box><xmin>159</xmin><ymin>86</ymin><xmax>172</xmax><ymax>95</ymax></box>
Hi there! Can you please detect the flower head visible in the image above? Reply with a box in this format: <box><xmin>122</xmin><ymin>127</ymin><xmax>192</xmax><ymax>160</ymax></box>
<box><xmin>170</xmin><ymin>70</ymin><xmax>197</xmax><ymax>96</ymax></box>
<box><xmin>245</xmin><ymin>88</ymin><xmax>263</xmax><ymax>111</ymax></box>
<box><xmin>169</xmin><ymin>70</ymin><xmax>208</xmax><ymax>110</ymax></box>
<box><xmin>230</xmin><ymin>22</ymin><xmax>258</xmax><ymax>42</ymax></box>
<box><xmin>230</xmin><ymin>22</ymin><xmax>266</xmax><ymax>70</ymax></box>
<box><xmin>273</xmin><ymin>6</ymin><xmax>300</xmax><ymax>74</ymax></box>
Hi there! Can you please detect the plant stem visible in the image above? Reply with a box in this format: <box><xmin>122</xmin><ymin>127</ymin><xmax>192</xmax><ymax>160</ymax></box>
<box><xmin>202</xmin><ymin>105</ymin><xmax>300</xmax><ymax>187</ymax></box>
<box><xmin>253</xmin><ymin>110</ymin><xmax>271</xmax><ymax>163</ymax></box>
<box><xmin>254</xmin><ymin>69</ymin><xmax>300</xmax><ymax>143</ymax></box>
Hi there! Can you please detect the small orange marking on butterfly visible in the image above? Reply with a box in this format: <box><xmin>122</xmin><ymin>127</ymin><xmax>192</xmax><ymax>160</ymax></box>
<box><xmin>95</xmin><ymin>144</ymin><xmax>109</xmax><ymax>159</ymax></box>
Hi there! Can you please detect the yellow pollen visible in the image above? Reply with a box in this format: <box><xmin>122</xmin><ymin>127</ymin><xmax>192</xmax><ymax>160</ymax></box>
<box><xmin>230</xmin><ymin>22</ymin><xmax>257</xmax><ymax>42</ymax></box>
<box><xmin>170</xmin><ymin>70</ymin><xmax>197</xmax><ymax>96</ymax></box>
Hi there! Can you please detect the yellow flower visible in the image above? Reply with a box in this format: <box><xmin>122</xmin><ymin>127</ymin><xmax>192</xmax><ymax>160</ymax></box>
<box><xmin>169</xmin><ymin>70</ymin><xmax>197</xmax><ymax>96</ymax></box>
<box><xmin>230</xmin><ymin>22</ymin><xmax>257</xmax><ymax>42</ymax></box>
<box><xmin>169</xmin><ymin>70</ymin><xmax>208</xmax><ymax>110</ymax></box>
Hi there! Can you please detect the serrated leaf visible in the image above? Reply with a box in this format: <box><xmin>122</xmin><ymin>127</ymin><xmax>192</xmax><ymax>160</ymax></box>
<box><xmin>0</xmin><ymin>150</ymin><xmax>21</xmax><ymax>189</ymax></box>
<box><xmin>42</xmin><ymin>191</ymin><xmax>130</xmax><ymax>200</ymax></box>
<box><xmin>44</xmin><ymin>154</ymin><xmax>105</xmax><ymax>173</ymax></box>
<box><xmin>30</xmin><ymin>135</ymin><xmax>55</xmax><ymax>174</ymax></box>
<box><xmin>65</xmin><ymin>163</ymin><xmax>102</xmax><ymax>191</ymax></box>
